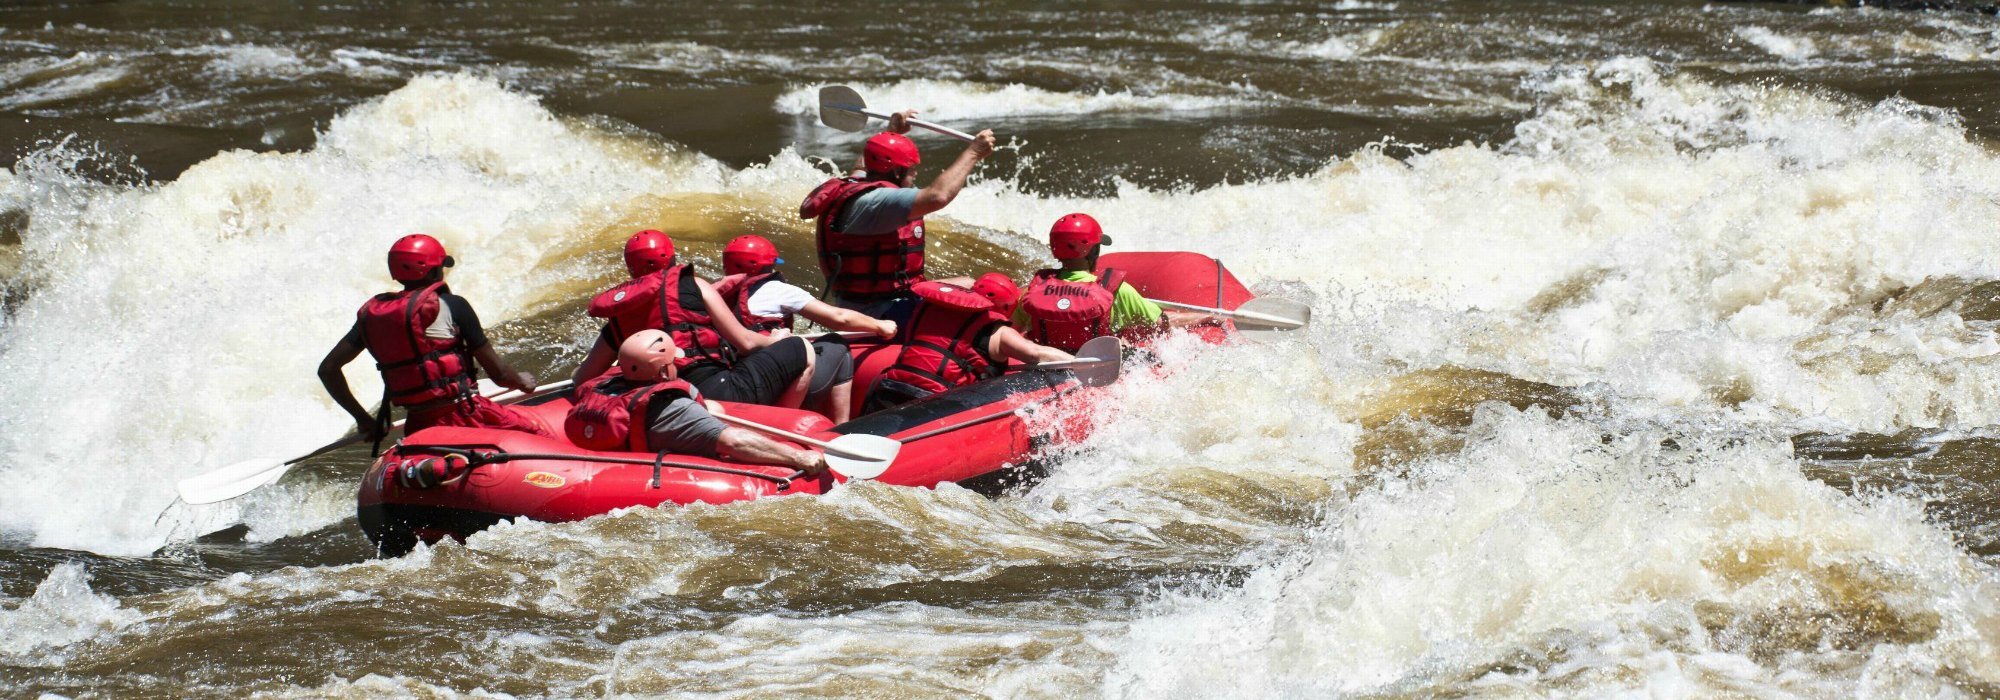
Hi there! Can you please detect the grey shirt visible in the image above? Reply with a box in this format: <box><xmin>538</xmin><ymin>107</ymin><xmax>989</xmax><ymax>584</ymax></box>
<box><xmin>645</xmin><ymin>392</ymin><xmax>728</xmax><ymax>458</ymax></box>
<box><xmin>834</xmin><ymin>187</ymin><xmax>919</xmax><ymax>235</ymax></box>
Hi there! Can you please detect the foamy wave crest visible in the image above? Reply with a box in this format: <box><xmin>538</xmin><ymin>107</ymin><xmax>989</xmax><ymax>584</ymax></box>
<box><xmin>928</xmin><ymin>57</ymin><xmax>2000</xmax><ymax>432</ymax></box>
<box><xmin>1734</xmin><ymin>26</ymin><xmax>1820</xmax><ymax>62</ymax></box>
<box><xmin>0</xmin><ymin>73</ymin><xmax>736</xmax><ymax>554</ymax></box>
<box><xmin>775</xmin><ymin>79</ymin><xmax>1246</xmax><ymax>123</ymax></box>
<box><xmin>0</xmin><ymin>563</ymin><xmax>141</xmax><ymax>662</ymax></box>
<box><xmin>1102</xmin><ymin>408</ymin><xmax>2000</xmax><ymax>696</ymax></box>
<box><xmin>0</xmin><ymin>52</ymin><xmax>132</xmax><ymax>111</ymax></box>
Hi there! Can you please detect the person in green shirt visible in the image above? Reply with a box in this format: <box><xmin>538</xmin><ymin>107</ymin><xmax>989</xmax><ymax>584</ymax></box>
<box><xmin>1012</xmin><ymin>213</ymin><xmax>1202</xmax><ymax>350</ymax></box>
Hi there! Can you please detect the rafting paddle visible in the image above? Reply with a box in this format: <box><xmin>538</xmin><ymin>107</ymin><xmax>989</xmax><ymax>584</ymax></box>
<box><xmin>709</xmin><ymin>412</ymin><xmax>899</xmax><ymax>480</ymax></box>
<box><xmin>1150</xmin><ymin>297</ymin><xmax>1311</xmax><ymax>340</ymax></box>
<box><xmin>818</xmin><ymin>85</ymin><xmax>978</xmax><ymax>143</ymax></box>
<box><xmin>1027</xmin><ymin>336</ymin><xmax>1123</xmax><ymax>387</ymax></box>
<box><xmin>175</xmin><ymin>380</ymin><xmax>575</xmax><ymax>505</ymax></box>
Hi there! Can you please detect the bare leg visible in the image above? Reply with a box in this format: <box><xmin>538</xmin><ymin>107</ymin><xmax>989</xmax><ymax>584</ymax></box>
<box><xmin>821</xmin><ymin>380</ymin><xmax>853</xmax><ymax>423</ymax></box>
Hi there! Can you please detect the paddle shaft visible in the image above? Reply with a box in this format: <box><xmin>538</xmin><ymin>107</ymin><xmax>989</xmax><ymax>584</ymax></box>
<box><xmin>712</xmin><ymin>412</ymin><xmax>870</xmax><ymax>458</ymax></box>
<box><xmin>827</xmin><ymin>103</ymin><xmax>976</xmax><ymax>142</ymax></box>
<box><xmin>802</xmin><ymin>330</ymin><xmax>876</xmax><ymax>341</ymax></box>
<box><xmin>1029</xmin><ymin>357</ymin><xmax>1116</xmax><ymax>371</ymax></box>
<box><xmin>1149</xmin><ymin>299</ymin><xmax>1303</xmax><ymax>328</ymax></box>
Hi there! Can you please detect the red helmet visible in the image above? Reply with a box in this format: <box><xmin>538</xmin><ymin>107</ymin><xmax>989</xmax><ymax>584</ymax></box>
<box><xmin>722</xmin><ymin>235</ymin><xmax>783</xmax><ymax>275</ymax></box>
<box><xmin>972</xmin><ymin>272</ymin><xmax>1020</xmax><ymax>311</ymax></box>
<box><xmin>1048</xmin><ymin>213</ymin><xmax>1113</xmax><ymax>259</ymax></box>
<box><xmin>387</xmin><ymin>234</ymin><xmax>452</xmax><ymax>281</ymax></box>
<box><xmin>863</xmin><ymin>132</ymin><xmax>921</xmax><ymax>174</ymax></box>
<box><xmin>624</xmin><ymin>229</ymin><xmax>675</xmax><ymax>278</ymax></box>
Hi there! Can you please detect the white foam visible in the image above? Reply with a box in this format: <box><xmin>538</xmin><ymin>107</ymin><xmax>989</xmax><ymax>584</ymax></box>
<box><xmin>0</xmin><ymin>52</ymin><xmax>131</xmax><ymax>111</ymax></box>
<box><xmin>1734</xmin><ymin>26</ymin><xmax>1821</xmax><ymax>62</ymax></box>
<box><xmin>0</xmin><ymin>73</ymin><xmax>731</xmax><ymax>554</ymax></box>
<box><xmin>0</xmin><ymin>563</ymin><xmax>140</xmax><ymax>661</ymax></box>
<box><xmin>1099</xmin><ymin>408</ymin><xmax>2000</xmax><ymax>695</ymax></box>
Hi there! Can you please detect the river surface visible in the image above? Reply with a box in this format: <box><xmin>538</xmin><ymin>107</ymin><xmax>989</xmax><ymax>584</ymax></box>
<box><xmin>5</xmin><ymin>0</ymin><xmax>2000</xmax><ymax>696</ymax></box>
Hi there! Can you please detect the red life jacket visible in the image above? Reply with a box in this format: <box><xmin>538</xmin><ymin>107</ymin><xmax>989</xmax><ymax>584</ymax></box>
<box><xmin>588</xmin><ymin>264</ymin><xmax>734</xmax><ymax>370</ymax></box>
<box><xmin>800</xmin><ymin>176</ymin><xmax>925</xmax><ymax>300</ymax></box>
<box><xmin>1019</xmin><ymin>269</ymin><xmax>1126</xmax><ymax>353</ymax></box>
<box><xmin>355</xmin><ymin>281</ymin><xmax>477</xmax><ymax>406</ymax></box>
<box><xmin>881</xmin><ymin>282</ymin><xmax>1006</xmax><ymax>394</ymax></box>
<box><xmin>564</xmin><ymin>372</ymin><xmax>698</xmax><ymax>452</ymax></box>
<box><xmin>712</xmin><ymin>270</ymin><xmax>794</xmax><ymax>336</ymax></box>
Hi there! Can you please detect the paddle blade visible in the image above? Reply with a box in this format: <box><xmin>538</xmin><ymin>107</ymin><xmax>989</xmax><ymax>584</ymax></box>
<box><xmin>1072</xmin><ymin>336</ymin><xmax>1123</xmax><ymax>387</ymax></box>
<box><xmin>824</xmin><ymin>433</ymin><xmax>899</xmax><ymax>480</ymax></box>
<box><xmin>818</xmin><ymin>85</ymin><xmax>870</xmax><ymax>132</ymax></box>
<box><xmin>1074</xmin><ymin>336</ymin><xmax>1120</xmax><ymax>362</ymax></box>
<box><xmin>176</xmin><ymin>458</ymin><xmax>290</xmax><ymax>505</ymax></box>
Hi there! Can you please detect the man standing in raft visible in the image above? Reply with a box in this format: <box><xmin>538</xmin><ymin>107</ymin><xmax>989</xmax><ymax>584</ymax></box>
<box><xmin>799</xmin><ymin>109</ymin><xmax>995</xmax><ymax>324</ymax></box>
<box><xmin>566</xmin><ymin>330</ymin><xmax>827</xmax><ymax>473</ymax></box>
<box><xmin>319</xmin><ymin>234</ymin><xmax>551</xmax><ymax>441</ymax></box>
<box><xmin>862</xmin><ymin>280</ymin><xmax>1072</xmax><ymax>412</ymax></box>
<box><xmin>1014</xmin><ymin>213</ymin><xmax>1201</xmax><ymax>352</ymax></box>
<box><xmin>570</xmin><ymin>230</ymin><xmax>815</xmax><ymax>411</ymax></box>
<box><xmin>713</xmin><ymin>234</ymin><xmax>896</xmax><ymax>423</ymax></box>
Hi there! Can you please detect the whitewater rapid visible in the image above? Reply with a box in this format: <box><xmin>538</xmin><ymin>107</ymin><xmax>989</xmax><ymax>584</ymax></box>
<box><xmin>6</xmin><ymin>52</ymin><xmax>2000</xmax><ymax>694</ymax></box>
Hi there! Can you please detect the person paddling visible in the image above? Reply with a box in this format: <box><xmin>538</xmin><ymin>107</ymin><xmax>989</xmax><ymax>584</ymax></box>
<box><xmin>570</xmin><ymin>230</ymin><xmax>815</xmax><ymax>411</ymax></box>
<box><xmin>319</xmin><ymin>234</ymin><xmax>552</xmax><ymax>442</ymax></box>
<box><xmin>862</xmin><ymin>280</ymin><xmax>1071</xmax><ymax>413</ymax></box>
<box><xmin>798</xmin><ymin>110</ymin><xmax>993</xmax><ymax>324</ymax></box>
<box><xmin>713</xmin><ymin>234</ymin><xmax>896</xmax><ymax>422</ymax></box>
<box><xmin>1015</xmin><ymin>213</ymin><xmax>1202</xmax><ymax>352</ymax></box>
<box><xmin>566</xmin><ymin>330</ymin><xmax>826</xmax><ymax>474</ymax></box>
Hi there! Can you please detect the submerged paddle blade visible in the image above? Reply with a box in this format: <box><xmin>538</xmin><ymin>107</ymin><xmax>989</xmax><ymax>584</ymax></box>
<box><xmin>824</xmin><ymin>433</ymin><xmax>899</xmax><ymax>480</ymax></box>
<box><xmin>818</xmin><ymin>85</ymin><xmax>871</xmax><ymax>132</ymax></box>
<box><xmin>176</xmin><ymin>457</ymin><xmax>290</xmax><ymax>505</ymax></box>
<box><xmin>1070</xmin><ymin>358</ymin><xmax>1121</xmax><ymax>388</ymax></box>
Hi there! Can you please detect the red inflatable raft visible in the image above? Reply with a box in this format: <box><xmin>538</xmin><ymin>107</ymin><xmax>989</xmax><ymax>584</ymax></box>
<box><xmin>358</xmin><ymin>252</ymin><xmax>1256</xmax><ymax>554</ymax></box>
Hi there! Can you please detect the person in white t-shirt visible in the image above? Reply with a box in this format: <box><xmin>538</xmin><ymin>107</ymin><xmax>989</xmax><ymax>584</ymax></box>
<box><xmin>714</xmin><ymin>235</ymin><xmax>897</xmax><ymax>423</ymax></box>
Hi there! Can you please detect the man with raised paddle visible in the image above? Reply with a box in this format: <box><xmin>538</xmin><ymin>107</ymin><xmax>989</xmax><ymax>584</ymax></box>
<box><xmin>799</xmin><ymin>108</ymin><xmax>995</xmax><ymax>325</ymax></box>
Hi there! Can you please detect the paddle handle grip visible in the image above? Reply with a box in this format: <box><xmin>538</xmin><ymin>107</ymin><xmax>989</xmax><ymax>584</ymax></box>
<box><xmin>1149</xmin><ymin>299</ymin><xmax>1302</xmax><ymax>328</ymax></box>
<box><xmin>853</xmin><ymin>106</ymin><xmax>977</xmax><ymax>143</ymax></box>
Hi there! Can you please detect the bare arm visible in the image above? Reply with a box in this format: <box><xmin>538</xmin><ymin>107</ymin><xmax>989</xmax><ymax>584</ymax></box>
<box><xmin>473</xmin><ymin>344</ymin><xmax>535</xmax><ymax>392</ymax></box>
<box><xmin>697</xmin><ymin>277</ymin><xmax>775</xmax><ymax>351</ymax></box>
<box><xmin>988</xmin><ymin>326</ymin><xmax>1071</xmax><ymax>365</ymax></box>
<box><xmin>1162</xmin><ymin>310</ymin><xmax>1210</xmax><ymax>328</ymax></box>
<box><xmin>571</xmin><ymin>336</ymin><xmax>616</xmax><ymax>385</ymax></box>
<box><xmin>909</xmin><ymin>130</ymin><xmax>995</xmax><ymax>220</ymax></box>
<box><xmin>317</xmin><ymin>338</ymin><xmax>381</xmax><ymax>439</ymax></box>
<box><xmin>715</xmin><ymin>427</ymin><xmax>826</xmax><ymax>474</ymax></box>
<box><xmin>798</xmin><ymin>299</ymin><xmax>896</xmax><ymax>338</ymax></box>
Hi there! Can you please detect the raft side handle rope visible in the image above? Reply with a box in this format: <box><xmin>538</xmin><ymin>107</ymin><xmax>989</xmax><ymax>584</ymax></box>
<box><xmin>398</xmin><ymin>445</ymin><xmax>796</xmax><ymax>491</ymax></box>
